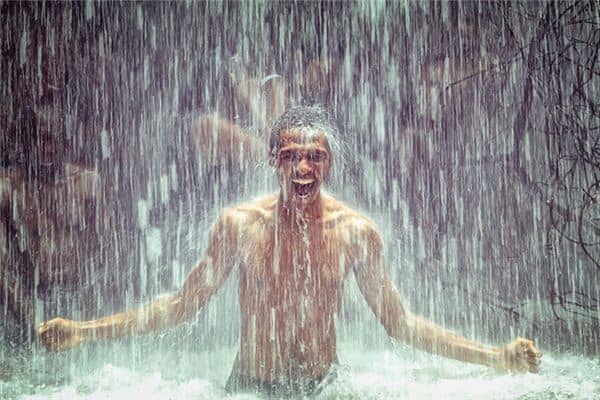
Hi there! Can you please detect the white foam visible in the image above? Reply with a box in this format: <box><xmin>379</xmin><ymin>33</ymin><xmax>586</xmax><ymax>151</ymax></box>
<box><xmin>13</xmin><ymin>343</ymin><xmax>600</xmax><ymax>400</ymax></box>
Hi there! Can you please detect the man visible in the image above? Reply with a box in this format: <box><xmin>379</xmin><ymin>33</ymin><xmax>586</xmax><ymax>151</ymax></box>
<box><xmin>1</xmin><ymin>86</ymin><xmax>128</xmax><ymax>344</ymax></box>
<box><xmin>39</xmin><ymin>106</ymin><xmax>541</xmax><ymax>397</ymax></box>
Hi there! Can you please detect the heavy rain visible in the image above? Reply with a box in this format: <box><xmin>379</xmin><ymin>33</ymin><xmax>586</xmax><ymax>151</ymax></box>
<box><xmin>1</xmin><ymin>1</ymin><xmax>599</xmax><ymax>399</ymax></box>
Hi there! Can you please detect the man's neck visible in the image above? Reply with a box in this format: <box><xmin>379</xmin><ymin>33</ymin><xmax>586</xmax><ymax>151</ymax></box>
<box><xmin>277</xmin><ymin>192</ymin><xmax>323</xmax><ymax>228</ymax></box>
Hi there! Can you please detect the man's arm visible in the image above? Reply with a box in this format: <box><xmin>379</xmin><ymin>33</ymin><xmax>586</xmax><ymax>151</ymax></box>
<box><xmin>351</xmin><ymin>221</ymin><xmax>541</xmax><ymax>373</ymax></box>
<box><xmin>191</xmin><ymin>115</ymin><xmax>264</xmax><ymax>167</ymax></box>
<box><xmin>39</xmin><ymin>210</ymin><xmax>240</xmax><ymax>351</ymax></box>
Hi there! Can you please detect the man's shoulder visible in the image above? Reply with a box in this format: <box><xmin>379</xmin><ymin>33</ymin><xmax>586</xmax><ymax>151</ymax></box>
<box><xmin>219</xmin><ymin>193</ymin><xmax>278</xmax><ymax>226</ymax></box>
<box><xmin>322</xmin><ymin>194</ymin><xmax>379</xmax><ymax>235</ymax></box>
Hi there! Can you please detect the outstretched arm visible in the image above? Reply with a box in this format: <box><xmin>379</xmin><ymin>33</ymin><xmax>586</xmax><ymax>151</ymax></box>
<box><xmin>351</xmin><ymin>222</ymin><xmax>540</xmax><ymax>373</ymax></box>
<box><xmin>39</xmin><ymin>210</ymin><xmax>240</xmax><ymax>351</ymax></box>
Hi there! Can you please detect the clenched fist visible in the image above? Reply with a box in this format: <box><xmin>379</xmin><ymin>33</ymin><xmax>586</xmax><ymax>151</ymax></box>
<box><xmin>499</xmin><ymin>337</ymin><xmax>541</xmax><ymax>373</ymax></box>
<box><xmin>38</xmin><ymin>318</ymin><xmax>84</xmax><ymax>352</ymax></box>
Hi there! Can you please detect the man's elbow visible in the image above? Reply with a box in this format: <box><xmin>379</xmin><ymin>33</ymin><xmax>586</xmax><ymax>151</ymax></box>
<box><xmin>380</xmin><ymin>305</ymin><xmax>411</xmax><ymax>341</ymax></box>
<box><xmin>170</xmin><ymin>293</ymin><xmax>197</xmax><ymax>325</ymax></box>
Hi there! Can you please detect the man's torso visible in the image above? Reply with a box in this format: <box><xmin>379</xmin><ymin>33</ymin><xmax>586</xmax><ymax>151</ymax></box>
<box><xmin>223</xmin><ymin>193</ymin><xmax>368</xmax><ymax>383</ymax></box>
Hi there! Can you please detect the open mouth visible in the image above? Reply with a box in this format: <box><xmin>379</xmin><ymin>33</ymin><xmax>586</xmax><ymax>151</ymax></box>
<box><xmin>292</xmin><ymin>178</ymin><xmax>316</xmax><ymax>198</ymax></box>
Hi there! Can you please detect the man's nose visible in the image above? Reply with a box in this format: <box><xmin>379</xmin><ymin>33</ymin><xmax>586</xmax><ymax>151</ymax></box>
<box><xmin>295</xmin><ymin>158</ymin><xmax>312</xmax><ymax>175</ymax></box>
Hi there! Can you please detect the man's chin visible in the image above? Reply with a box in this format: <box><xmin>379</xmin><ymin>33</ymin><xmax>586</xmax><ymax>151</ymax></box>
<box><xmin>280</xmin><ymin>184</ymin><xmax>321</xmax><ymax>207</ymax></box>
<box><xmin>292</xmin><ymin>190</ymin><xmax>320</xmax><ymax>206</ymax></box>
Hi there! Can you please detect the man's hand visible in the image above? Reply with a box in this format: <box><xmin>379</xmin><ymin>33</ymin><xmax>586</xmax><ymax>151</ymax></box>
<box><xmin>498</xmin><ymin>337</ymin><xmax>541</xmax><ymax>373</ymax></box>
<box><xmin>38</xmin><ymin>318</ymin><xmax>84</xmax><ymax>352</ymax></box>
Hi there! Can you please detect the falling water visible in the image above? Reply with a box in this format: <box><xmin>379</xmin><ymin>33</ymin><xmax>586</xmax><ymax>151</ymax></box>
<box><xmin>1</xmin><ymin>1</ymin><xmax>599</xmax><ymax>399</ymax></box>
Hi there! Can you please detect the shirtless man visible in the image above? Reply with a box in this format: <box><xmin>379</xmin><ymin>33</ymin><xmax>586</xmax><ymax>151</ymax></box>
<box><xmin>39</xmin><ymin>106</ymin><xmax>541</xmax><ymax>396</ymax></box>
<box><xmin>1</xmin><ymin>99</ymin><xmax>122</xmax><ymax>343</ymax></box>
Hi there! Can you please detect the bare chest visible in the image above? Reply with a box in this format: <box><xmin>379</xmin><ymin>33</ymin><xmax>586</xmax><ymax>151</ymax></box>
<box><xmin>237</xmin><ymin>223</ymin><xmax>349</xmax><ymax>312</ymax></box>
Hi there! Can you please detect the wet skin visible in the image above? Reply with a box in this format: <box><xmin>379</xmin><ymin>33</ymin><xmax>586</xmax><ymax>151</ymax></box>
<box><xmin>39</xmin><ymin>128</ymin><xmax>541</xmax><ymax>386</ymax></box>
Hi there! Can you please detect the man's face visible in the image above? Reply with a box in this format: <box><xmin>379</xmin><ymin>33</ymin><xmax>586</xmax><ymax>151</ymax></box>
<box><xmin>275</xmin><ymin>128</ymin><xmax>331</xmax><ymax>208</ymax></box>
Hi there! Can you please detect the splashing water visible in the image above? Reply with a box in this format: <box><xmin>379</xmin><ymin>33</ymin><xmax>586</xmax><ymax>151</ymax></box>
<box><xmin>3</xmin><ymin>342</ymin><xmax>600</xmax><ymax>399</ymax></box>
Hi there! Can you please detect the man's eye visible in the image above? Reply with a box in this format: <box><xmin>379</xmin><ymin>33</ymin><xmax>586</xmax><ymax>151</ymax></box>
<box><xmin>280</xmin><ymin>151</ymin><xmax>293</xmax><ymax>161</ymax></box>
<box><xmin>308</xmin><ymin>152</ymin><xmax>326</xmax><ymax>162</ymax></box>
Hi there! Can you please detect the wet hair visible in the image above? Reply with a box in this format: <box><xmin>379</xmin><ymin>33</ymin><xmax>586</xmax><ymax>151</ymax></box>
<box><xmin>268</xmin><ymin>105</ymin><xmax>340</xmax><ymax>161</ymax></box>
